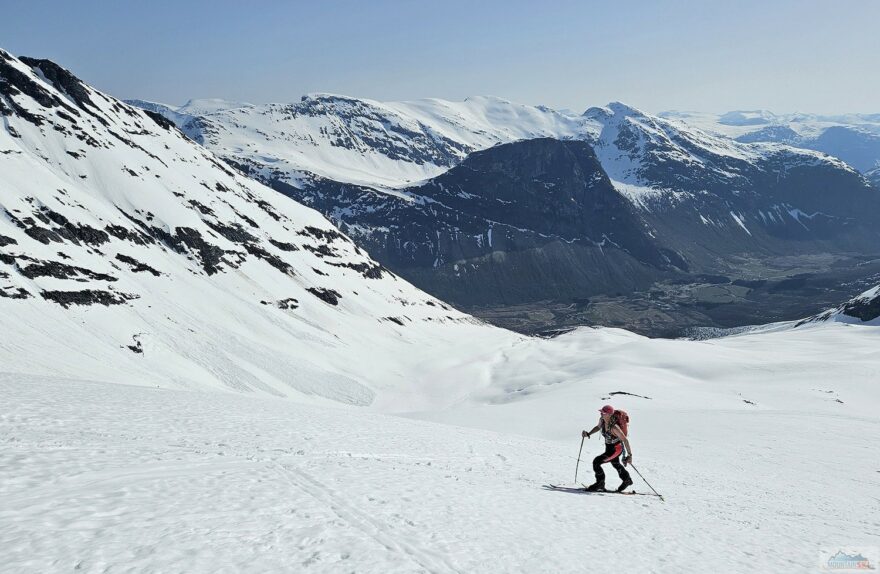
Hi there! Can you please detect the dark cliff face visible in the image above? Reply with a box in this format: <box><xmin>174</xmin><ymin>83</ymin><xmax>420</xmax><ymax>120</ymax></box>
<box><xmin>422</xmin><ymin>140</ymin><xmax>627</xmax><ymax>237</ymax></box>
<box><xmin>415</xmin><ymin>139</ymin><xmax>676</xmax><ymax>268</ymax></box>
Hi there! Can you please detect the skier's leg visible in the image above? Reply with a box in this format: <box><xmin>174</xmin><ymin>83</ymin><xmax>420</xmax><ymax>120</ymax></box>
<box><xmin>591</xmin><ymin>452</ymin><xmax>607</xmax><ymax>483</ymax></box>
<box><xmin>610</xmin><ymin>456</ymin><xmax>631</xmax><ymax>482</ymax></box>
<box><xmin>608</xmin><ymin>445</ymin><xmax>633</xmax><ymax>491</ymax></box>
<box><xmin>590</xmin><ymin>443</ymin><xmax>616</xmax><ymax>487</ymax></box>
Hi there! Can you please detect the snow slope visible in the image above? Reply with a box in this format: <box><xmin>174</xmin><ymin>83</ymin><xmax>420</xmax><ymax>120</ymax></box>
<box><xmin>584</xmin><ymin>103</ymin><xmax>865</xmax><ymax>204</ymax></box>
<box><xmin>129</xmin><ymin>94</ymin><xmax>592</xmax><ymax>189</ymax></box>
<box><xmin>0</xmin><ymin>49</ymin><xmax>520</xmax><ymax>408</ymax></box>
<box><xmin>3</xmin><ymin>319</ymin><xmax>879</xmax><ymax>573</ymax></box>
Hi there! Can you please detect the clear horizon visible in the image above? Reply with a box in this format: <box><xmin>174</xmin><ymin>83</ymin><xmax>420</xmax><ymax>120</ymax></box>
<box><xmin>4</xmin><ymin>0</ymin><xmax>879</xmax><ymax>115</ymax></box>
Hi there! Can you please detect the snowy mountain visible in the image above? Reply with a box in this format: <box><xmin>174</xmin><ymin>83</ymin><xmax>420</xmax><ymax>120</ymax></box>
<box><xmin>135</xmin><ymin>95</ymin><xmax>877</xmax><ymax>199</ymax></box>
<box><xmin>128</xmin><ymin>94</ymin><xmax>592</xmax><ymax>189</ymax></box>
<box><xmin>131</xmin><ymin>95</ymin><xmax>880</xmax><ymax>334</ymax></box>
<box><xmin>585</xmin><ymin>104</ymin><xmax>880</xmax><ymax>256</ymax></box>
<box><xmin>133</xmin><ymin>94</ymin><xmax>880</xmax><ymax>251</ymax></box>
<box><xmin>583</xmin><ymin>102</ymin><xmax>865</xmax><ymax>204</ymax></box>
<box><xmin>661</xmin><ymin>109</ymin><xmax>880</xmax><ymax>175</ymax></box>
<box><xmin>0</xmin><ymin>49</ymin><xmax>524</xmax><ymax>407</ymax></box>
<box><xmin>737</xmin><ymin>125</ymin><xmax>880</xmax><ymax>174</ymax></box>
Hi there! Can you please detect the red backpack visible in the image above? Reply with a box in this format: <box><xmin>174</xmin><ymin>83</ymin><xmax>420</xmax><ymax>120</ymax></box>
<box><xmin>612</xmin><ymin>410</ymin><xmax>629</xmax><ymax>436</ymax></box>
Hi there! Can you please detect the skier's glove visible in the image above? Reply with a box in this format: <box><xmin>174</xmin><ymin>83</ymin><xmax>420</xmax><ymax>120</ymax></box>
<box><xmin>624</xmin><ymin>455</ymin><xmax>632</xmax><ymax>466</ymax></box>
<box><xmin>582</xmin><ymin>430</ymin><xmax>590</xmax><ymax>439</ymax></box>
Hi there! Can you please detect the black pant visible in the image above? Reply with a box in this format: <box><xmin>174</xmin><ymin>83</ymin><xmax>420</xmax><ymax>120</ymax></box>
<box><xmin>593</xmin><ymin>442</ymin><xmax>630</xmax><ymax>483</ymax></box>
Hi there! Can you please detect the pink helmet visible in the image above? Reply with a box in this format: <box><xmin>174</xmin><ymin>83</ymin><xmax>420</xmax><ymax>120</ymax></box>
<box><xmin>599</xmin><ymin>405</ymin><xmax>614</xmax><ymax>414</ymax></box>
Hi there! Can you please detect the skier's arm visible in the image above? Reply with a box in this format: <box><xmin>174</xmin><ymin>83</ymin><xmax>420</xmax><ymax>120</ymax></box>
<box><xmin>612</xmin><ymin>426</ymin><xmax>632</xmax><ymax>461</ymax></box>
<box><xmin>582</xmin><ymin>425</ymin><xmax>600</xmax><ymax>438</ymax></box>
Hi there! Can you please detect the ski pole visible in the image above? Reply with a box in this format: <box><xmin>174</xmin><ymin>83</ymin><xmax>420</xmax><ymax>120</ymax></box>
<box><xmin>574</xmin><ymin>435</ymin><xmax>585</xmax><ymax>484</ymax></box>
<box><xmin>629</xmin><ymin>463</ymin><xmax>664</xmax><ymax>501</ymax></box>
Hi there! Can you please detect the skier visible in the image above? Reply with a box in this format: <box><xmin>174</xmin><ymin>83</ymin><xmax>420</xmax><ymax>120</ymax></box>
<box><xmin>582</xmin><ymin>405</ymin><xmax>633</xmax><ymax>492</ymax></box>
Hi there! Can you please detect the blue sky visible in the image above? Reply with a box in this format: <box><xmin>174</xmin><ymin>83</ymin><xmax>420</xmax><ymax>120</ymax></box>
<box><xmin>4</xmin><ymin>0</ymin><xmax>879</xmax><ymax>113</ymax></box>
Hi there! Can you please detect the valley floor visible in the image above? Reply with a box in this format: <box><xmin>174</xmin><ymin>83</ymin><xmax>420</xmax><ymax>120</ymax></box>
<box><xmin>469</xmin><ymin>254</ymin><xmax>880</xmax><ymax>337</ymax></box>
<box><xmin>2</xmin><ymin>323</ymin><xmax>879</xmax><ymax>573</ymax></box>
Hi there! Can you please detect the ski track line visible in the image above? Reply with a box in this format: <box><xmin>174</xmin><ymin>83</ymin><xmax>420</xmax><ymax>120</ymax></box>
<box><xmin>274</xmin><ymin>462</ymin><xmax>461</xmax><ymax>574</ymax></box>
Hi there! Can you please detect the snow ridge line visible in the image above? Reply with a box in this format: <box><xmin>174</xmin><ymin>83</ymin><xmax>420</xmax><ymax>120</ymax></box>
<box><xmin>274</xmin><ymin>463</ymin><xmax>461</xmax><ymax>574</ymax></box>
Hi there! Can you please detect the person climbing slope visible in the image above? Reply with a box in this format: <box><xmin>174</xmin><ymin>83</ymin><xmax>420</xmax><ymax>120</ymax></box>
<box><xmin>582</xmin><ymin>405</ymin><xmax>633</xmax><ymax>492</ymax></box>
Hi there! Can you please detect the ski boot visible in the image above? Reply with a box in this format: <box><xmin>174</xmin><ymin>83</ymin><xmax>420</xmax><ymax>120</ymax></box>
<box><xmin>584</xmin><ymin>481</ymin><xmax>606</xmax><ymax>492</ymax></box>
<box><xmin>616</xmin><ymin>477</ymin><xmax>633</xmax><ymax>492</ymax></box>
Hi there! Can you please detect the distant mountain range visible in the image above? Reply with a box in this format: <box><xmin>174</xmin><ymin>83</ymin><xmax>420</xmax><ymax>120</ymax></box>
<box><xmin>660</xmin><ymin>109</ymin><xmax>880</xmax><ymax>173</ymax></box>
<box><xmin>129</xmin><ymin>95</ymin><xmax>880</xmax><ymax>335</ymax></box>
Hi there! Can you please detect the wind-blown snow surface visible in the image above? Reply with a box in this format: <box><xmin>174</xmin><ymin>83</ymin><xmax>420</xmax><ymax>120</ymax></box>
<box><xmin>3</xmin><ymin>322</ymin><xmax>879</xmax><ymax>573</ymax></box>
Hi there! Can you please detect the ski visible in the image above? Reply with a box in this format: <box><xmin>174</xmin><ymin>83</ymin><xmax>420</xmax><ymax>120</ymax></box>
<box><xmin>543</xmin><ymin>484</ymin><xmax>662</xmax><ymax>498</ymax></box>
<box><xmin>543</xmin><ymin>484</ymin><xmax>633</xmax><ymax>494</ymax></box>
<box><xmin>580</xmin><ymin>484</ymin><xmax>662</xmax><ymax>497</ymax></box>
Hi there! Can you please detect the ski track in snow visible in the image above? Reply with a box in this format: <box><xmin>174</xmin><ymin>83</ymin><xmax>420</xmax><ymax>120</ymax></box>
<box><xmin>2</xmin><ymin>368</ymin><xmax>878</xmax><ymax>574</ymax></box>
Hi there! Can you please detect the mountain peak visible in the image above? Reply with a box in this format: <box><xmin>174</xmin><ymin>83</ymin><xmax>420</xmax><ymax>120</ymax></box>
<box><xmin>583</xmin><ymin>102</ymin><xmax>647</xmax><ymax>121</ymax></box>
<box><xmin>462</xmin><ymin>95</ymin><xmax>513</xmax><ymax>105</ymax></box>
<box><xmin>301</xmin><ymin>92</ymin><xmax>359</xmax><ymax>102</ymax></box>
<box><xmin>582</xmin><ymin>105</ymin><xmax>612</xmax><ymax>120</ymax></box>
<box><xmin>177</xmin><ymin>98</ymin><xmax>251</xmax><ymax>115</ymax></box>
<box><xmin>606</xmin><ymin>101</ymin><xmax>647</xmax><ymax>117</ymax></box>
<box><xmin>718</xmin><ymin>109</ymin><xmax>778</xmax><ymax>126</ymax></box>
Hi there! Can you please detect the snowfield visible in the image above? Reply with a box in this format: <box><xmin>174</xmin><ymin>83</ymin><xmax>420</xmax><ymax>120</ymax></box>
<box><xmin>3</xmin><ymin>321</ymin><xmax>879</xmax><ymax>573</ymax></box>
